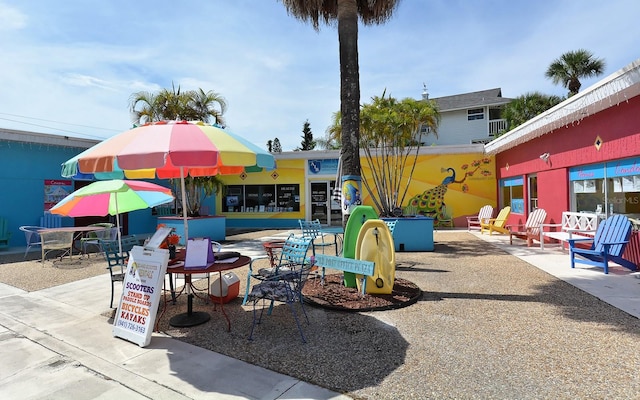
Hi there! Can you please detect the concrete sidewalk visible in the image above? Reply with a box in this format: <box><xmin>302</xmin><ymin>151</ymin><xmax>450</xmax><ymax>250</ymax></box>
<box><xmin>0</xmin><ymin>231</ymin><xmax>349</xmax><ymax>400</ymax></box>
<box><xmin>1</xmin><ymin>230</ymin><xmax>639</xmax><ymax>399</ymax></box>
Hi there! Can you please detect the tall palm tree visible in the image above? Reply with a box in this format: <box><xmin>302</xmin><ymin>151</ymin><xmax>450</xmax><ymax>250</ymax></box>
<box><xmin>280</xmin><ymin>0</ymin><xmax>400</xmax><ymax>222</ymax></box>
<box><xmin>545</xmin><ymin>49</ymin><xmax>605</xmax><ymax>97</ymax></box>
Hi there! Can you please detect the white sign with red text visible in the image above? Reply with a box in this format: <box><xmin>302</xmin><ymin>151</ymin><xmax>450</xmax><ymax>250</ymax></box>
<box><xmin>113</xmin><ymin>246</ymin><xmax>169</xmax><ymax>347</ymax></box>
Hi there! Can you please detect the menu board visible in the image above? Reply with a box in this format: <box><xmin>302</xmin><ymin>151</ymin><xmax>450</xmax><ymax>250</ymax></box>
<box><xmin>113</xmin><ymin>246</ymin><xmax>169</xmax><ymax>347</ymax></box>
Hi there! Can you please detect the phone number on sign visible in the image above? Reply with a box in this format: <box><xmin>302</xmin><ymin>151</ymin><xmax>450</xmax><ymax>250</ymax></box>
<box><xmin>116</xmin><ymin>319</ymin><xmax>146</xmax><ymax>334</ymax></box>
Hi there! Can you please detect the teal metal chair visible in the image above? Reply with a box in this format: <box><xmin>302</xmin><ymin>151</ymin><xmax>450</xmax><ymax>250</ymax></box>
<box><xmin>245</xmin><ymin>233</ymin><xmax>314</xmax><ymax>343</ymax></box>
<box><xmin>299</xmin><ymin>219</ymin><xmax>333</xmax><ymax>255</ymax></box>
<box><xmin>0</xmin><ymin>217</ymin><xmax>10</xmax><ymax>250</ymax></box>
<box><xmin>568</xmin><ymin>215</ymin><xmax>636</xmax><ymax>274</ymax></box>
<box><xmin>100</xmin><ymin>236</ymin><xmax>139</xmax><ymax>308</ymax></box>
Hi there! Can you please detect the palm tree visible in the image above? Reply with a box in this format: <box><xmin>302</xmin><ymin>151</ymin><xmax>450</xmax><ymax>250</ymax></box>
<box><xmin>501</xmin><ymin>92</ymin><xmax>564</xmax><ymax>134</ymax></box>
<box><xmin>330</xmin><ymin>91</ymin><xmax>439</xmax><ymax>216</ymax></box>
<box><xmin>545</xmin><ymin>49</ymin><xmax>605</xmax><ymax>97</ymax></box>
<box><xmin>128</xmin><ymin>86</ymin><xmax>228</xmax><ymax>216</ymax></box>
<box><xmin>129</xmin><ymin>84</ymin><xmax>227</xmax><ymax>126</ymax></box>
<box><xmin>280</xmin><ymin>0</ymin><xmax>400</xmax><ymax>222</ymax></box>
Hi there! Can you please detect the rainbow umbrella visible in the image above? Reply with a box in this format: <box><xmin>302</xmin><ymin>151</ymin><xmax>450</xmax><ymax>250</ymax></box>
<box><xmin>60</xmin><ymin>121</ymin><xmax>276</xmax><ymax>240</ymax></box>
<box><xmin>50</xmin><ymin>179</ymin><xmax>174</xmax><ymax>254</ymax></box>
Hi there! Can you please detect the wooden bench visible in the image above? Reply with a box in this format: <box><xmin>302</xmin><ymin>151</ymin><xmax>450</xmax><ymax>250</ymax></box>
<box><xmin>314</xmin><ymin>254</ymin><xmax>375</xmax><ymax>296</ymax></box>
<box><xmin>540</xmin><ymin>212</ymin><xmax>599</xmax><ymax>250</ymax></box>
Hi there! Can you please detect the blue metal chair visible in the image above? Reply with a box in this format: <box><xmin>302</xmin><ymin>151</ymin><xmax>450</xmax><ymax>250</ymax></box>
<box><xmin>568</xmin><ymin>215</ymin><xmax>636</xmax><ymax>274</ymax></box>
<box><xmin>299</xmin><ymin>219</ymin><xmax>333</xmax><ymax>255</ymax></box>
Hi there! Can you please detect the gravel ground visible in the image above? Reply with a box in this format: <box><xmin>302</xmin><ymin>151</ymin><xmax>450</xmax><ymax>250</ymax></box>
<box><xmin>2</xmin><ymin>231</ymin><xmax>640</xmax><ymax>399</ymax></box>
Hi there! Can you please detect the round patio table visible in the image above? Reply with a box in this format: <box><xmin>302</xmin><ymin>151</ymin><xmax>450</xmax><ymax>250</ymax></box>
<box><xmin>167</xmin><ymin>253</ymin><xmax>251</xmax><ymax>329</ymax></box>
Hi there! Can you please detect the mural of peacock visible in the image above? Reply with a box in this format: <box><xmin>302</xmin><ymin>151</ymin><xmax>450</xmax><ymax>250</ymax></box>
<box><xmin>405</xmin><ymin>159</ymin><xmax>491</xmax><ymax>226</ymax></box>
<box><xmin>407</xmin><ymin>168</ymin><xmax>456</xmax><ymax>226</ymax></box>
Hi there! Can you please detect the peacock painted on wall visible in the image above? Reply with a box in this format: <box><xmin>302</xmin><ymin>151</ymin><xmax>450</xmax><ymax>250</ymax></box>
<box><xmin>405</xmin><ymin>158</ymin><xmax>492</xmax><ymax>226</ymax></box>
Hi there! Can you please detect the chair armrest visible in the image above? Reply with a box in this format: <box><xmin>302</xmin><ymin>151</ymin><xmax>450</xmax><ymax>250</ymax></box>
<box><xmin>566</xmin><ymin>237</ymin><xmax>593</xmax><ymax>246</ymax></box>
<box><xmin>601</xmin><ymin>240</ymin><xmax>630</xmax><ymax>246</ymax></box>
<box><xmin>249</xmin><ymin>256</ymin><xmax>269</xmax><ymax>271</ymax></box>
<box><xmin>540</xmin><ymin>223</ymin><xmax>562</xmax><ymax>231</ymax></box>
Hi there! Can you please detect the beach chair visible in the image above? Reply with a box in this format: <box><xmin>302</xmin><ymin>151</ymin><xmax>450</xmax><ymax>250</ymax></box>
<box><xmin>481</xmin><ymin>206</ymin><xmax>511</xmax><ymax>235</ymax></box>
<box><xmin>509</xmin><ymin>208</ymin><xmax>547</xmax><ymax>246</ymax></box>
<box><xmin>467</xmin><ymin>205</ymin><xmax>493</xmax><ymax>231</ymax></box>
<box><xmin>568</xmin><ymin>215</ymin><xmax>636</xmax><ymax>274</ymax></box>
<box><xmin>40</xmin><ymin>213</ymin><xmax>62</xmax><ymax>228</ymax></box>
<box><xmin>0</xmin><ymin>217</ymin><xmax>10</xmax><ymax>250</ymax></box>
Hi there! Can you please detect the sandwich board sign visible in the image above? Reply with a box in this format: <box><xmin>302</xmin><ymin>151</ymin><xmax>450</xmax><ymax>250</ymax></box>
<box><xmin>113</xmin><ymin>246</ymin><xmax>169</xmax><ymax>347</ymax></box>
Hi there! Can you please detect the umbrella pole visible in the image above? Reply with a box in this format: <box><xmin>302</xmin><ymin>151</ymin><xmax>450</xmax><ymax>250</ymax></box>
<box><xmin>180</xmin><ymin>167</ymin><xmax>189</xmax><ymax>243</ymax></box>
<box><xmin>115</xmin><ymin>195</ymin><xmax>123</xmax><ymax>256</ymax></box>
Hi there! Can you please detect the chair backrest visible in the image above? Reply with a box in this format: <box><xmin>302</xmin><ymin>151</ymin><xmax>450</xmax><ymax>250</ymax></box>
<box><xmin>525</xmin><ymin>208</ymin><xmax>547</xmax><ymax>235</ymax></box>
<box><xmin>299</xmin><ymin>219</ymin><xmax>323</xmax><ymax>239</ymax></box>
<box><xmin>20</xmin><ymin>226</ymin><xmax>44</xmax><ymax>245</ymax></box>
<box><xmin>277</xmin><ymin>233</ymin><xmax>313</xmax><ymax>272</ymax></box>
<box><xmin>592</xmin><ymin>215</ymin><xmax>633</xmax><ymax>256</ymax></box>
<box><xmin>493</xmin><ymin>206</ymin><xmax>511</xmax><ymax>228</ymax></box>
<box><xmin>104</xmin><ymin>246</ymin><xmax>129</xmax><ymax>275</ymax></box>
<box><xmin>561</xmin><ymin>212</ymin><xmax>599</xmax><ymax>232</ymax></box>
<box><xmin>40</xmin><ymin>213</ymin><xmax>62</xmax><ymax>228</ymax></box>
<box><xmin>384</xmin><ymin>220</ymin><xmax>398</xmax><ymax>235</ymax></box>
<box><xmin>478</xmin><ymin>205</ymin><xmax>494</xmax><ymax>222</ymax></box>
<box><xmin>0</xmin><ymin>217</ymin><xmax>9</xmax><ymax>236</ymax></box>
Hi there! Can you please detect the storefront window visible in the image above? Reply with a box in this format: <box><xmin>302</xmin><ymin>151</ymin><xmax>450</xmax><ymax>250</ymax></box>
<box><xmin>570</xmin><ymin>158</ymin><xmax>640</xmax><ymax>218</ymax></box>
<box><xmin>501</xmin><ymin>177</ymin><xmax>524</xmax><ymax>214</ymax></box>
<box><xmin>223</xmin><ymin>184</ymin><xmax>299</xmax><ymax>212</ymax></box>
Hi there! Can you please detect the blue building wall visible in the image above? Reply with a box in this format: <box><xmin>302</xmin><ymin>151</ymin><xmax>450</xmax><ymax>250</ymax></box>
<box><xmin>0</xmin><ymin>138</ymin><xmax>179</xmax><ymax>248</ymax></box>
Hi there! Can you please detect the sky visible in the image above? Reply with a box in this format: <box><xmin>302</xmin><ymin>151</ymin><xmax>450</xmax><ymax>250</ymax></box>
<box><xmin>1</xmin><ymin>0</ymin><xmax>639</xmax><ymax>151</ymax></box>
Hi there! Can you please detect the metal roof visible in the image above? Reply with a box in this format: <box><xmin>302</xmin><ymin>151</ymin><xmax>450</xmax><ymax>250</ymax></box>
<box><xmin>432</xmin><ymin>88</ymin><xmax>513</xmax><ymax>112</ymax></box>
<box><xmin>485</xmin><ymin>59</ymin><xmax>640</xmax><ymax>155</ymax></box>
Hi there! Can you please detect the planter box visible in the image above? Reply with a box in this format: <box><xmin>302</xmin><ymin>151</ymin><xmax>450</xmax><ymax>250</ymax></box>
<box><xmin>382</xmin><ymin>216</ymin><xmax>434</xmax><ymax>252</ymax></box>
<box><xmin>157</xmin><ymin>216</ymin><xmax>226</xmax><ymax>244</ymax></box>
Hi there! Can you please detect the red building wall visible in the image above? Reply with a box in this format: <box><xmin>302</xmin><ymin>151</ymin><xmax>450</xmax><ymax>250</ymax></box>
<box><xmin>495</xmin><ymin>94</ymin><xmax>640</xmax><ymax>226</ymax></box>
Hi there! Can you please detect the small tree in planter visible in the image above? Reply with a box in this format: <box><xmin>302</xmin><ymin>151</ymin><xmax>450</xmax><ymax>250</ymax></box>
<box><xmin>173</xmin><ymin>175</ymin><xmax>225</xmax><ymax>217</ymax></box>
<box><xmin>359</xmin><ymin>91</ymin><xmax>439</xmax><ymax>217</ymax></box>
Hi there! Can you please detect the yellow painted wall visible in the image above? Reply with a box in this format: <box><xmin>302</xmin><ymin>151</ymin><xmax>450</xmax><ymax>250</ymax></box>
<box><xmin>361</xmin><ymin>153</ymin><xmax>496</xmax><ymax>225</ymax></box>
<box><xmin>219</xmin><ymin>158</ymin><xmax>307</xmax><ymax>220</ymax></box>
<box><xmin>219</xmin><ymin>152</ymin><xmax>496</xmax><ymax>226</ymax></box>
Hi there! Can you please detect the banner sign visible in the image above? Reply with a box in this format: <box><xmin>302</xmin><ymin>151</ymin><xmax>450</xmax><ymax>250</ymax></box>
<box><xmin>113</xmin><ymin>246</ymin><xmax>169</xmax><ymax>347</ymax></box>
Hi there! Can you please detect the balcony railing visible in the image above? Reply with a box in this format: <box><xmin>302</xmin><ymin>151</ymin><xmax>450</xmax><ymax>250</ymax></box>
<box><xmin>489</xmin><ymin>119</ymin><xmax>507</xmax><ymax>135</ymax></box>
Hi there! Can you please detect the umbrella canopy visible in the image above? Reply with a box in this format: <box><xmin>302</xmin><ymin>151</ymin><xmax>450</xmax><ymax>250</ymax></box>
<box><xmin>50</xmin><ymin>180</ymin><xmax>174</xmax><ymax>254</ymax></box>
<box><xmin>61</xmin><ymin>121</ymin><xmax>276</xmax><ymax>180</ymax></box>
<box><xmin>60</xmin><ymin>121</ymin><xmax>276</xmax><ymax>241</ymax></box>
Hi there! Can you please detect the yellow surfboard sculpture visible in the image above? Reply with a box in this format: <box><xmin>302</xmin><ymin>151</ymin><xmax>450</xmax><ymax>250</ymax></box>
<box><xmin>355</xmin><ymin>219</ymin><xmax>396</xmax><ymax>295</ymax></box>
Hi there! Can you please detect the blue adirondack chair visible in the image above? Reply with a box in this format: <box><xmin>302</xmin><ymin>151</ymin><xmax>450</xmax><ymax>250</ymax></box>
<box><xmin>568</xmin><ymin>215</ymin><xmax>636</xmax><ymax>274</ymax></box>
<box><xmin>0</xmin><ymin>217</ymin><xmax>11</xmax><ymax>249</ymax></box>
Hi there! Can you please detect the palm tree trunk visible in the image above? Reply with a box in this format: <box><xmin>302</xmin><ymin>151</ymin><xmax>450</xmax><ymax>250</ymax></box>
<box><xmin>338</xmin><ymin>0</ymin><xmax>361</xmax><ymax>225</ymax></box>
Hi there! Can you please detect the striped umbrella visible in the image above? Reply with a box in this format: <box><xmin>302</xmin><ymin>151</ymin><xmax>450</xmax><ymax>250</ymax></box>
<box><xmin>61</xmin><ymin>121</ymin><xmax>276</xmax><ymax>240</ymax></box>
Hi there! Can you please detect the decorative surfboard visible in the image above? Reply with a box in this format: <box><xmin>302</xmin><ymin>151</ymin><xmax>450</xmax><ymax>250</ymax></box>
<box><xmin>355</xmin><ymin>219</ymin><xmax>396</xmax><ymax>295</ymax></box>
<box><xmin>342</xmin><ymin>205</ymin><xmax>379</xmax><ymax>287</ymax></box>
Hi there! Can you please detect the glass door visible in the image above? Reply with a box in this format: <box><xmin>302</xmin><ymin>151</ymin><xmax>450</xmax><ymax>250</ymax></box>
<box><xmin>310</xmin><ymin>182</ymin><xmax>329</xmax><ymax>224</ymax></box>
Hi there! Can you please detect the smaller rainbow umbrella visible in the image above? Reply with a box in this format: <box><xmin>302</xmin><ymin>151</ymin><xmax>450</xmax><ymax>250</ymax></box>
<box><xmin>50</xmin><ymin>180</ymin><xmax>174</xmax><ymax>254</ymax></box>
